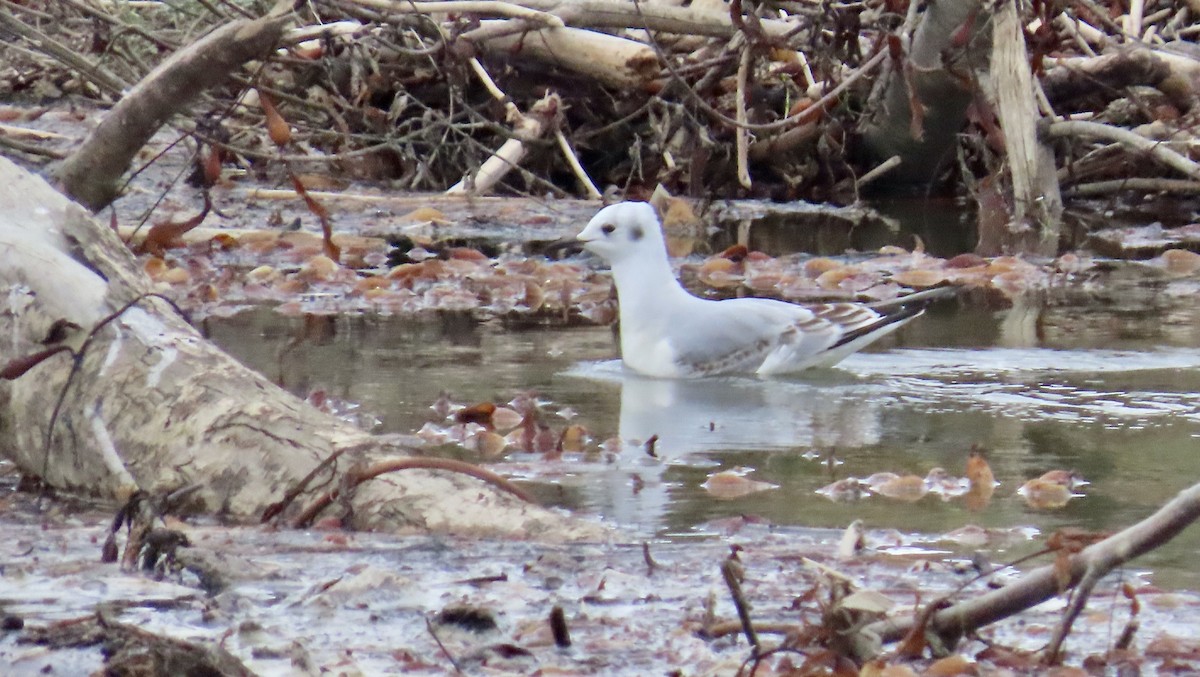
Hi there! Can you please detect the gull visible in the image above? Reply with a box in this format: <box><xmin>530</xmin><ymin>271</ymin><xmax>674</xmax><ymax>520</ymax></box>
<box><xmin>575</xmin><ymin>201</ymin><xmax>949</xmax><ymax>378</ymax></box>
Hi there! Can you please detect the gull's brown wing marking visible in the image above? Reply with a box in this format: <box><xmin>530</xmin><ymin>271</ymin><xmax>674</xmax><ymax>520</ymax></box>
<box><xmin>809</xmin><ymin>303</ymin><xmax>885</xmax><ymax>334</ymax></box>
<box><xmin>675</xmin><ymin>334</ymin><xmax>775</xmax><ymax>376</ymax></box>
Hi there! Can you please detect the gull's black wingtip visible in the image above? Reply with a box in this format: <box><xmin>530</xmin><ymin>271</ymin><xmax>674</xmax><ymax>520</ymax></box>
<box><xmin>830</xmin><ymin>285</ymin><xmax>959</xmax><ymax>350</ymax></box>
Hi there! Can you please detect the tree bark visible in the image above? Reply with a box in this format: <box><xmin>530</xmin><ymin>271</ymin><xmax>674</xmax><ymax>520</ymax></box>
<box><xmin>0</xmin><ymin>156</ymin><xmax>604</xmax><ymax>540</ymax></box>
<box><xmin>859</xmin><ymin>0</ymin><xmax>988</xmax><ymax>187</ymax></box>
<box><xmin>979</xmin><ymin>0</ymin><xmax>1062</xmax><ymax>256</ymax></box>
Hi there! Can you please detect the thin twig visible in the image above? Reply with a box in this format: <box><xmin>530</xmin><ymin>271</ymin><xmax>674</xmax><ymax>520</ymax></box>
<box><xmin>856</xmin><ymin>155</ymin><xmax>902</xmax><ymax>188</ymax></box>
<box><xmin>425</xmin><ymin>619</ymin><xmax>465</xmax><ymax>675</ymax></box>
<box><xmin>555</xmin><ymin>128</ymin><xmax>602</xmax><ymax>198</ymax></box>
<box><xmin>734</xmin><ymin>42</ymin><xmax>752</xmax><ymax>189</ymax></box>
<box><xmin>291</xmin><ymin>456</ymin><xmax>536</xmax><ymax>528</ymax></box>
<box><xmin>633</xmin><ymin>0</ymin><xmax>886</xmax><ymax>133</ymax></box>
<box><xmin>721</xmin><ymin>552</ymin><xmax>759</xmax><ymax>652</ymax></box>
<box><xmin>0</xmin><ymin>133</ymin><xmax>68</xmax><ymax>160</ymax></box>
<box><xmin>0</xmin><ymin>7</ymin><xmax>130</xmax><ymax>96</ymax></box>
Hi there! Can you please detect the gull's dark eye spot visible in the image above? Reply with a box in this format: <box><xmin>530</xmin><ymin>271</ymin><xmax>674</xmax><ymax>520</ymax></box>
<box><xmin>630</xmin><ymin>225</ymin><xmax>644</xmax><ymax>241</ymax></box>
<box><xmin>601</xmin><ymin>223</ymin><xmax>616</xmax><ymax>235</ymax></box>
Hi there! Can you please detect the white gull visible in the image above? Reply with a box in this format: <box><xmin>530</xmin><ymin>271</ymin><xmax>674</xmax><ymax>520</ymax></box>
<box><xmin>576</xmin><ymin>201</ymin><xmax>945</xmax><ymax>378</ymax></box>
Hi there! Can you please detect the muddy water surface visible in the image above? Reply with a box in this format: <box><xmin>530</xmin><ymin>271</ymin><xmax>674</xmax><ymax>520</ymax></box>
<box><xmin>208</xmin><ymin>290</ymin><xmax>1200</xmax><ymax>589</ymax></box>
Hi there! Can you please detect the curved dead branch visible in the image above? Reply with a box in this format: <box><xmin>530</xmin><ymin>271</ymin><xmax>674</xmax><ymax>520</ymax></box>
<box><xmin>291</xmin><ymin>456</ymin><xmax>537</xmax><ymax>528</ymax></box>
<box><xmin>855</xmin><ymin>480</ymin><xmax>1200</xmax><ymax>661</ymax></box>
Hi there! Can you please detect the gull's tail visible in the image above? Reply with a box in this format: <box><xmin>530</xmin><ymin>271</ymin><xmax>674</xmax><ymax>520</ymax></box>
<box><xmin>808</xmin><ymin>285</ymin><xmax>959</xmax><ymax>368</ymax></box>
<box><xmin>867</xmin><ymin>285</ymin><xmax>961</xmax><ymax>312</ymax></box>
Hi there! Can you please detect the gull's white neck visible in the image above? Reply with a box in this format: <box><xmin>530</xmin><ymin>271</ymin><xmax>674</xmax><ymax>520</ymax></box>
<box><xmin>609</xmin><ymin>249</ymin><xmax>695</xmax><ymax>340</ymax></box>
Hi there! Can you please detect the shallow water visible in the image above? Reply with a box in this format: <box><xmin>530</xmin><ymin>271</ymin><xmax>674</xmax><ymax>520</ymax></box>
<box><xmin>206</xmin><ymin>292</ymin><xmax>1200</xmax><ymax>589</ymax></box>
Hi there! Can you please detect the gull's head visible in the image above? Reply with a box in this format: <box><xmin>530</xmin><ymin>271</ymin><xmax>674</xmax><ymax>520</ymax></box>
<box><xmin>576</xmin><ymin>201</ymin><xmax>667</xmax><ymax>265</ymax></box>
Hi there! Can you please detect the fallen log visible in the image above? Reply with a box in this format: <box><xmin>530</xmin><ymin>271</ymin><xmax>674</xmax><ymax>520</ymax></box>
<box><xmin>0</xmin><ymin>156</ymin><xmax>605</xmax><ymax>539</ymax></box>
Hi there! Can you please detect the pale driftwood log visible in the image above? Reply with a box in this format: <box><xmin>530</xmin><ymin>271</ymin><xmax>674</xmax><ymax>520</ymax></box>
<box><xmin>447</xmin><ymin>92</ymin><xmax>562</xmax><ymax>195</ymax></box>
<box><xmin>346</xmin><ymin>0</ymin><xmax>801</xmax><ymax>40</ymax></box>
<box><xmin>53</xmin><ymin>13</ymin><xmax>292</xmax><ymax>212</ymax></box>
<box><xmin>475</xmin><ymin>21</ymin><xmax>660</xmax><ymax>88</ymax></box>
<box><xmin>0</xmin><ymin>157</ymin><xmax>605</xmax><ymax>539</ymax></box>
<box><xmin>854</xmin><ymin>480</ymin><xmax>1200</xmax><ymax>662</ymax></box>
<box><xmin>980</xmin><ymin>0</ymin><xmax>1061</xmax><ymax>256</ymax></box>
<box><xmin>1041</xmin><ymin>49</ymin><xmax>1170</xmax><ymax>109</ymax></box>
<box><xmin>1046</xmin><ymin>119</ymin><xmax>1200</xmax><ymax>181</ymax></box>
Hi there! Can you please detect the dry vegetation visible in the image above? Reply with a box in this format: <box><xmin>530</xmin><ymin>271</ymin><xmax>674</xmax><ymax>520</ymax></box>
<box><xmin>0</xmin><ymin>0</ymin><xmax>1198</xmax><ymax>255</ymax></box>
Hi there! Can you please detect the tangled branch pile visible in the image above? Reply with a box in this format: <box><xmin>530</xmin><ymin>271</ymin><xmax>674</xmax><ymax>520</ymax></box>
<box><xmin>1</xmin><ymin>0</ymin><xmax>1199</xmax><ymax>253</ymax></box>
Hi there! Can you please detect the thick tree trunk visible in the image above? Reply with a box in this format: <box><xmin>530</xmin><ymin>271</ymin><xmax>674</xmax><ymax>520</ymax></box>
<box><xmin>0</xmin><ymin>157</ymin><xmax>603</xmax><ymax>539</ymax></box>
<box><xmin>859</xmin><ymin>0</ymin><xmax>987</xmax><ymax>186</ymax></box>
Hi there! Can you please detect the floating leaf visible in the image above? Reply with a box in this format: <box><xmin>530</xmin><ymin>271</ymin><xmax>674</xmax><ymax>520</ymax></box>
<box><xmin>455</xmin><ymin>402</ymin><xmax>496</xmax><ymax>428</ymax></box>
<box><xmin>816</xmin><ymin>478</ymin><xmax>865</xmax><ymax>502</ymax></box>
<box><xmin>558</xmin><ymin>424</ymin><xmax>588</xmax><ymax>452</ymax></box>
<box><xmin>300</xmin><ymin>255</ymin><xmax>340</xmax><ymax>282</ymax></box>
<box><xmin>890</xmin><ymin>268</ymin><xmax>946</xmax><ymax>288</ymax></box>
<box><xmin>1162</xmin><ymin>248</ymin><xmax>1200</xmax><ymax>275</ymax></box>
<box><xmin>803</xmin><ymin>257</ymin><xmax>842</xmax><ymax>277</ymax></box>
<box><xmin>1017</xmin><ymin>479</ymin><xmax>1073</xmax><ymax>509</ymax></box>
<box><xmin>140</xmin><ymin>193</ymin><xmax>211</xmax><ymax>256</ymax></box>
<box><xmin>472</xmin><ymin>431</ymin><xmax>507</xmax><ymax>458</ymax></box>
<box><xmin>702</xmin><ymin>470</ymin><xmax>778</xmax><ymax>499</ymax></box>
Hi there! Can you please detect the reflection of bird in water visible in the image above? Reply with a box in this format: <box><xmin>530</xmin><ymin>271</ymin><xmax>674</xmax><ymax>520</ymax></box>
<box><xmin>573</xmin><ymin>201</ymin><xmax>950</xmax><ymax>378</ymax></box>
<box><xmin>565</xmin><ymin>366</ymin><xmax>888</xmax><ymax>529</ymax></box>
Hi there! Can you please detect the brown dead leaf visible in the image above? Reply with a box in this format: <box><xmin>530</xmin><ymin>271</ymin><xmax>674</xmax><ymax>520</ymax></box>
<box><xmin>523</xmin><ymin>281</ymin><xmax>545</xmax><ymax>312</ymax></box>
<box><xmin>491</xmin><ymin>406</ymin><xmax>523</xmax><ymax>431</ymax></box>
<box><xmin>975</xmin><ymin>645</ymin><xmax>1039</xmax><ymax>670</ymax></box>
<box><xmin>400</xmin><ymin>206</ymin><xmax>447</xmax><ymax>223</ymax></box>
<box><xmin>455</xmin><ymin>402</ymin><xmax>497</xmax><ymax>428</ymax></box>
<box><xmin>698</xmin><ymin>257</ymin><xmax>742</xmax><ymax>288</ymax></box>
<box><xmin>925</xmin><ymin>654</ymin><xmax>977</xmax><ymax>676</ymax></box>
<box><xmin>946</xmin><ymin>253</ymin><xmax>987</xmax><ymax>268</ymax></box>
<box><xmin>890</xmin><ymin>268</ymin><xmax>947</xmax><ymax>288</ymax></box>
<box><xmin>815</xmin><ymin>266</ymin><xmax>860</xmax><ymax>290</ymax></box>
<box><xmin>965</xmin><ymin>446</ymin><xmax>995</xmax><ymax>491</ymax></box>
<box><xmin>472</xmin><ymin>431</ymin><xmax>507</xmax><ymax>458</ymax></box>
<box><xmin>803</xmin><ymin>257</ymin><xmax>842</xmax><ymax>277</ymax></box>
<box><xmin>139</xmin><ymin>193</ymin><xmax>211</xmax><ymax>256</ymax></box>
<box><xmin>1</xmin><ymin>345</ymin><xmax>73</xmax><ymax>380</ymax></box>
<box><xmin>1018</xmin><ymin>479</ymin><xmax>1073</xmax><ymax>509</ymax></box>
<box><xmin>447</xmin><ymin>247</ymin><xmax>488</xmax><ymax>262</ymax></box>
<box><xmin>558</xmin><ymin>424</ymin><xmax>588</xmax><ymax>452</ymax></box>
<box><xmin>299</xmin><ymin>255</ymin><xmax>340</xmax><ymax>282</ymax></box>
<box><xmin>160</xmin><ymin>267</ymin><xmax>190</xmax><ymax>285</ymax></box>
<box><xmin>258</xmin><ymin>90</ymin><xmax>291</xmax><ymax>147</ymax></box>
<box><xmin>143</xmin><ymin>257</ymin><xmax>168</xmax><ymax>279</ymax></box>
<box><xmin>701</xmin><ymin>470</ymin><xmax>778</xmax><ymax>499</ymax></box>
<box><xmin>203</xmin><ymin>144</ymin><xmax>222</xmax><ymax>186</ymax></box>
<box><xmin>1162</xmin><ymin>248</ymin><xmax>1200</xmax><ymax>275</ymax></box>
<box><xmin>718</xmin><ymin>243</ymin><xmax>749</xmax><ymax>262</ymax></box>
<box><xmin>289</xmin><ymin>172</ymin><xmax>340</xmax><ymax>262</ymax></box>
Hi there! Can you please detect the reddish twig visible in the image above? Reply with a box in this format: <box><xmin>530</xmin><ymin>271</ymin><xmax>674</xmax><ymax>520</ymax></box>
<box><xmin>291</xmin><ymin>456</ymin><xmax>536</xmax><ymax>527</ymax></box>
